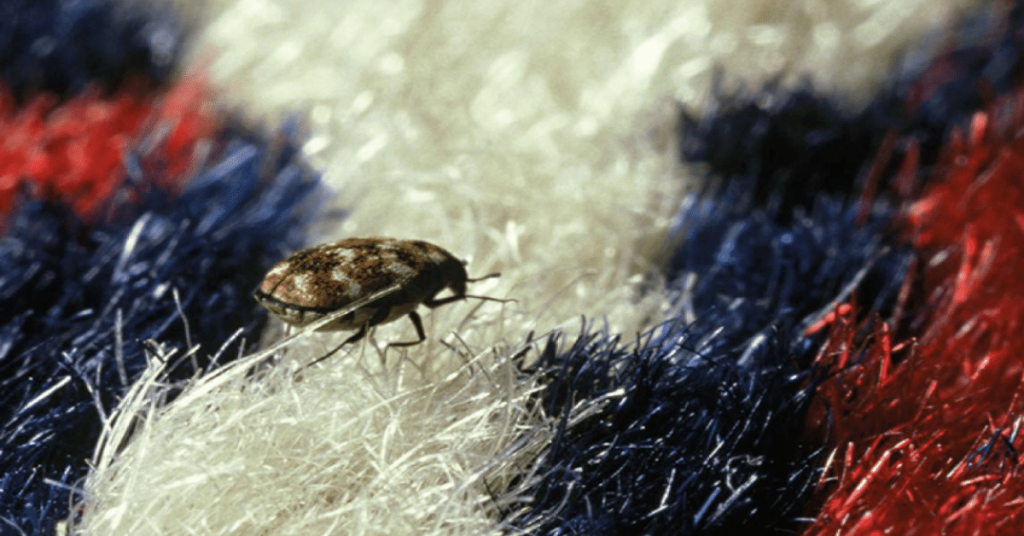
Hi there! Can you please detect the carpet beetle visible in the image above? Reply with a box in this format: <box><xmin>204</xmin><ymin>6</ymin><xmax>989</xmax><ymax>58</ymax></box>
<box><xmin>254</xmin><ymin>237</ymin><xmax>504</xmax><ymax>361</ymax></box>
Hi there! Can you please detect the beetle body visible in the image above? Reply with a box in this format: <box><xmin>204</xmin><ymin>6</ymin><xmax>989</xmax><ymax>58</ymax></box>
<box><xmin>254</xmin><ymin>237</ymin><xmax>490</xmax><ymax>349</ymax></box>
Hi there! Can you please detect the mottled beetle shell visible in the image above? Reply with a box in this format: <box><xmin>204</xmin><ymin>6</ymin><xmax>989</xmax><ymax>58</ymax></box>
<box><xmin>253</xmin><ymin>238</ymin><xmax>468</xmax><ymax>331</ymax></box>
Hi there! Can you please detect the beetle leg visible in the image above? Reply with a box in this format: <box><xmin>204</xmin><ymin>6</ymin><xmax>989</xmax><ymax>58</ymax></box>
<box><xmin>329</xmin><ymin>306</ymin><xmax>393</xmax><ymax>352</ymax></box>
<box><xmin>387</xmin><ymin>311</ymin><xmax>427</xmax><ymax>347</ymax></box>
<box><xmin>423</xmin><ymin>293</ymin><xmax>464</xmax><ymax>308</ymax></box>
<box><xmin>425</xmin><ymin>292</ymin><xmax>514</xmax><ymax>308</ymax></box>
<box><xmin>304</xmin><ymin>305</ymin><xmax>393</xmax><ymax>368</ymax></box>
<box><xmin>302</xmin><ymin>324</ymin><xmax>369</xmax><ymax>369</ymax></box>
<box><xmin>343</xmin><ymin>324</ymin><xmax>370</xmax><ymax>345</ymax></box>
<box><xmin>299</xmin><ymin>325</ymin><xmax>364</xmax><ymax>370</ymax></box>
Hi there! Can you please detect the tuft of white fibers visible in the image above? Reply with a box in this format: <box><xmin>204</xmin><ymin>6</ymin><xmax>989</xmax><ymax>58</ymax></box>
<box><xmin>75</xmin><ymin>307</ymin><xmax>551</xmax><ymax>536</ymax></box>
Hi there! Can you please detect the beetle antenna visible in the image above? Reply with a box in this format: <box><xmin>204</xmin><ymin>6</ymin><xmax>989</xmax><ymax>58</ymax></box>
<box><xmin>467</xmin><ymin>272</ymin><xmax>501</xmax><ymax>282</ymax></box>
<box><xmin>464</xmin><ymin>294</ymin><xmax>516</xmax><ymax>304</ymax></box>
